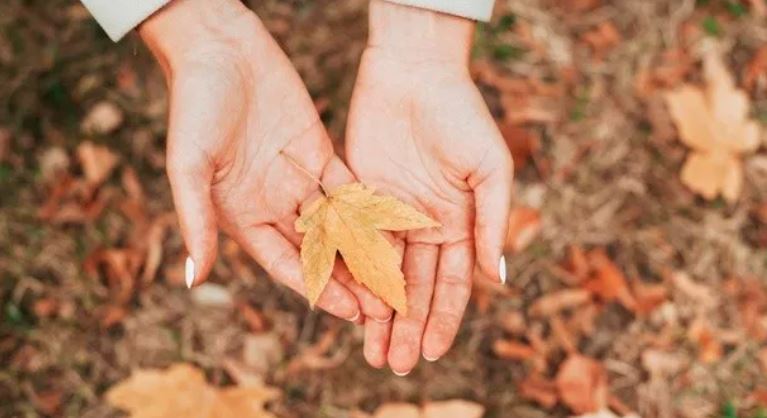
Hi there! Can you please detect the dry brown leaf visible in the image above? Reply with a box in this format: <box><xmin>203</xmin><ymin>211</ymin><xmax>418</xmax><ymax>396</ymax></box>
<box><xmin>81</xmin><ymin>101</ymin><xmax>124</xmax><ymax>134</ymax></box>
<box><xmin>296</xmin><ymin>183</ymin><xmax>439</xmax><ymax>313</ymax></box>
<box><xmin>665</xmin><ymin>46</ymin><xmax>762</xmax><ymax>202</ymax></box>
<box><xmin>374</xmin><ymin>403</ymin><xmax>421</xmax><ymax>418</ymax></box>
<box><xmin>501</xmin><ymin>124</ymin><xmax>541</xmax><ymax>173</ymax></box>
<box><xmin>583</xmin><ymin>249</ymin><xmax>636</xmax><ymax>311</ymax></box>
<box><xmin>106</xmin><ymin>363</ymin><xmax>278</xmax><ymax>418</ymax></box>
<box><xmin>518</xmin><ymin>374</ymin><xmax>559</xmax><ymax>409</ymax></box>
<box><xmin>77</xmin><ymin>141</ymin><xmax>119</xmax><ymax>188</ymax></box>
<box><xmin>373</xmin><ymin>400</ymin><xmax>484</xmax><ymax>418</ymax></box>
<box><xmin>530</xmin><ymin>289</ymin><xmax>592</xmax><ymax>317</ymax></box>
<box><xmin>744</xmin><ymin>45</ymin><xmax>767</xmax><ymax>91</ymax></box>
<box><xmin>757</xmin><ymin>349</ymin><xmax>767</xmax><ymax>374</ymax></box>
<box><xmin>581</xmin><ymin>22</ymin><xmax>621</xmax><ymax>60</ymax></box>
<box><xmin>556</xmin><ymin>354</ymin><xmax>608</xmax><ymax>414</ymax></box>
<box><xmin>688</xmin><ymin>317</ymin><xmax>723</xmax><ymax>364</ymax></box>
<box><xmin>492</xmin><ymin>339</ymin><xmax>537</xmax><ymax>360</ymax></box>
<box><xmin>505</xmin><ymin>206</ymin><xmax>542</xmax><ymax>252</ymax></box>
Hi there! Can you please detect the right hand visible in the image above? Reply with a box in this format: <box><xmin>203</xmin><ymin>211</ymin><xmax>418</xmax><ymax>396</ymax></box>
<box><xmin>139</xmin><ymin>0</ymin><xmax>392</xmax><ymax>322</ymax></box>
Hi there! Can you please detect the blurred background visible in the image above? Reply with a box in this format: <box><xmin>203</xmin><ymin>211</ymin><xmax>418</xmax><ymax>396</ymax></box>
<box><xmin>1</xmin><ymin>0</ymin><xmax>767</xmax><ymax>417</ymax></box>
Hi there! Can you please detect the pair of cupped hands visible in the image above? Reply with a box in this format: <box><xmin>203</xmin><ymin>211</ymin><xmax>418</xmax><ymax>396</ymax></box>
<box><xmin>140</xmin><ymin>0</ymin><xmax>512</xmax><ymax>376</ymax></box>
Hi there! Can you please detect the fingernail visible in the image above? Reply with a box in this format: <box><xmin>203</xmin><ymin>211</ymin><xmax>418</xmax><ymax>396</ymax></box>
<box><xmin>392</xmin><ymin>369</ymin><xmax>411</xmax><ymax>377</ymax></box>
<box><xmin>423</xmin><ymin>354</ymin><xmax>440</xmax><ymax>362</ymax></box>
<box><xmin>185</xmin><ymin>256</ymin><xmax>196</xmax><ymax>289</ymax></box>
<box><xmin>499</xmin><ymin>255</ymin><xmax>507</xmax><ymax>285</ymax></box>
<box><xmin>374</xmin><ymin>313</ymin><xmax>393</xmax><ymax>323</ymax></box>
<box><xmin>346</xmin><ymin>311</ymin><xmax>361</xmax><ymax>322</ymax></box>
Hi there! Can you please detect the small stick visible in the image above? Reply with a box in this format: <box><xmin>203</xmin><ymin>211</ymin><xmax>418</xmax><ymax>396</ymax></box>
<box><xmin>280</xmin><ymin>151</ymin><xmax>328</xmax><ymax>196</ymax></box>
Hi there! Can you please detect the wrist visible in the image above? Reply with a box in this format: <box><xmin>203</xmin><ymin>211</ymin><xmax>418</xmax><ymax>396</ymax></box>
<box><xmin>138</xmin><ymin>0</ymin><xmax>260</xmax><ymax>72</ymax></box>
<box><xmin>367</xmin><ymin>0</ymin><xmax>475</xmax><ymax>66</ymax></box>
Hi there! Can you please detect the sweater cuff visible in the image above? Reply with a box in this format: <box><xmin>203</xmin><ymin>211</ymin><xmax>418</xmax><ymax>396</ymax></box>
<box><xmin>381</xmin><ymin>0</ymin><xmax>494</xmax><ymax>21</ymax></box>
<box><xmin>80</xmin><ymin>0</ymin><xmax>172</xmax><ymax>42</ymax></box>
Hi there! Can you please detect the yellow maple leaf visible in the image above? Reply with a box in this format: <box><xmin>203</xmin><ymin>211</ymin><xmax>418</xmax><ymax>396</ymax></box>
<box><xmin>664</xmin><ymin>45</ymin><xmax>762</xmax><ymax>203</ymax></box>
<box><xmin>105</xmin><ymin>363</ymin><xmax>279</xmax><ymax>418</ymax></box>
<box><xmin>295</xmin><ymin>183</ymin><xmax>440</xmax><ymax>314</ymax></box>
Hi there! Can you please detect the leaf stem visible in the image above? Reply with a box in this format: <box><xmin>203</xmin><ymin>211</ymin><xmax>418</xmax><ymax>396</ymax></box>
<box><xmin>280</xmin><ymin>151</ymin><xmax>328</xmax><ymax>195</ymax></box>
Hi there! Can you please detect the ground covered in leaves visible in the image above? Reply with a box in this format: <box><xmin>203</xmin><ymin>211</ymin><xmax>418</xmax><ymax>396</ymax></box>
<box><xmin>2</xmin><ymin>0</ymin><xmax>767</xmax><ymax>417</ymax></box>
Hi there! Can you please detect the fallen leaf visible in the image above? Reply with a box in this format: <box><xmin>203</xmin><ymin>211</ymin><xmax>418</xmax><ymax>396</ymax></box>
<box><xmin>81</xmin><ymin>101</ymin><xmax>124</xmax><ymax>134</ymax></box>
<box><xmin>77</xmin><ymin>141</ymin><xmax>119</xmax><ymax>188</ymax></box>
<box><xmin>296</xmin><ymin>183</ymin><xmax>439</xmax><ymax>313</ymax></box>
<box><xmin>581</xmin><ymin>22</ymin><xmax>621</xmax><ymax>60</ymax></box>
<box><xmin>422</xmin><ymin>400</ymin><xmax>484</xmax><ymax>418</ymax></box>
<box><xmin>582</xmin><ymin>249</ymin><xmax>636</xmax><ymax>311</ymax></box>
<box><xmin>373</xmin><ymin>400</ymin><xmax>484</xmax><ymax>418</ymax></box>
<box><xmin>374</xmin><ymin>403</ymin><xmax>421</xmax><ymax>418</ymax></box>
<box><xmin>665</xmin><ymin>45</ymin><xmax>762</xmax><ymax>202</ymax></box>
<box><xmin>237</xmin><ymin>302</ymin><xmax>269</xmax><ymax>333</ymax></box>
<box><xmin>518</xmin><ymin>374</ymin><xmax>559</xmax><ymax>409</ymax></box>
<box><xmin>555</xmin><ymin>354</ymin><xmax>608</xmax><ymax>414</ymax></box>
<box><xmin>530</xmin><ymin>289</ymin><xmax>592</xmax><ymax>317</ymax></box>
<box><xmin>106</xmin><ymin>363</ymin><xmax>278</xmax><ymax>418</ymax></box>
<box><xmin>563</xmin><ymin>0</ymin><xmax>601</xmax><ymax>12</ymax></box>
<box><xmin>492</xmin><ymin>339</ymin><xmax>537</xmax><ymax>360</ymax></box>
<box><xmin>505</xmin><ymin>206</ymin><xmax>542</xmax><ymax>252</ymax></box>
<box><xmin>744</xmin><ymin>45</ymin><xmax>767</xmax><ymax>92</ymax></box>
<box><xmin>500</xmin><ymin>124</ymin><xmax>540</xmax><ymax>173</ymax></box>
<box><xmin>688</xmin><ymin>317</ymin><xmax>723</xmax><ymax>363</ymax></box>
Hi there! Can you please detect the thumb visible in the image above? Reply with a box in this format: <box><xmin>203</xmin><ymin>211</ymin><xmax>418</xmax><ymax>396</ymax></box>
<box><xmin>167</xmin><ymin>156</ymin><xmax>218</xmax><ymax>288</ymax></box>
<box><xmin>470</xmin><ymin>149</ymin><xmax>513</xmax><ymax>284</ymax></box>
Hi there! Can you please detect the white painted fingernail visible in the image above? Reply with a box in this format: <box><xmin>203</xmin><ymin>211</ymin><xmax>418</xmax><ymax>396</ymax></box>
<box><xmin>499</xmin><ymin>255</ymin><xmax>507</xmax><ymax>285</ymax></box>
<box><xmin>393</xmin><ymin>369</ymin><xmax>411</xmax><ymax>377</ymax></box>
<box><xmin>374</xmin><ymin>313</ymin><xmax>393</xmax><ymax>323</ymax></box>
<box><xmin>423</xmin><ymin>354</ymin><xmax>440</xmax><ymax>362</ymax></box>
<box><xmin>347</xmin><ymin>311</ymin><xmax>361</xmax><ymax>322</ymax></box>
<box><xmin>185</xmin><ymin>257</ymin><xmax>196</xmax><ymax>289</ymax></box>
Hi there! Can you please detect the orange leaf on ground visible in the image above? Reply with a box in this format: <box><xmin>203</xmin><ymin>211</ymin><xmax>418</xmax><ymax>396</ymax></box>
<box><xmin>556</xmin><ymin>354</ymin><xmax>608</xmax><ymax>414</ymax></box>
<box><xmin>492</xmin><ymin>339</ymin><xmax>537</xmax><ymax>360</ymax></box>
<box><xmin>105</xmin><ymin>363</ymin><xmax>278</xmax><ymax>418</ymax></box>
<box><xmin>583</xmin><ymin>249</ymin><xmax>636</xmax><ymax>311</ymax></box>
<box><xmin>518</xmin><ymin>374</ymin><xmax>559</xmax><ymax>409</ymax></box>
<box><xmin>505</xmin><ymin>206</ymin><xmax>542</xmax><ymax>252</ymax></box>
<box><xmin>500</xmin><ymin>124</ymin><xmax>540</xmax><ymax>173</ymax></box>
<box><xmin>688</xmin><ymin>318</ymin><xmax>723</xmax><ymax>364</ymax></box>
<box><xmin>744</xmin><ymin>45</ymin><xmax>767</xmax><ymax>91</ymax></box>
<box><xmin>581</xmin><ymin>22</ymin><xmax>621</xmax><ymax>60</ymax></box>
<box><xmin>530</xmin><ymin>289</ymin><xmax>592</xmax><ymax>317</ymax></box>
<box><xmin>76</xmin><ymin>141</ymin><xmax>119</xmax><ymax>188</ymax></box>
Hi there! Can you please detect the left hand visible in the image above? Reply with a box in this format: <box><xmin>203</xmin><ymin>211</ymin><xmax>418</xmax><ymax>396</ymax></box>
<box><xmin>346</xmin><ymin>0</ymin><xmax>514</xmax><ymax>375</ymax></box>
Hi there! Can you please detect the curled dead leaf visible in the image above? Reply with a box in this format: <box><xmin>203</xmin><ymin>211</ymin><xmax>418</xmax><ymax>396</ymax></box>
<box><xmin>555</xmin><ymin>354</ymin><xmax>608</xmax><ymax>414</ymax></box>
<box><xmin>505</xmin><ymin>206</ymin><xmax>542</xmax><ymax>252</ymax></box>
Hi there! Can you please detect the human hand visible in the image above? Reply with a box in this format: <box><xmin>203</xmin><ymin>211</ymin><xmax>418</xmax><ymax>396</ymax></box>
<box><xmin>139</xmin><ymin>0</ymin><xmax>391</xmax><ymax>322</ymax></box>
<box><xmin>346</xmin><ymin>0</ymin><xmax>513</xmax><ymax>374</ymax></box>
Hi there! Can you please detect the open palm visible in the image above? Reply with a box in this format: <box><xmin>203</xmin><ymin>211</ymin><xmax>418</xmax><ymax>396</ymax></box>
<box><xmin>346</xmin><ymin>48</ymin><xmax>513</xmax><ymax>373</ymax></box>
<box><xmin>141</xmin><ymin>1</ymin><xmax>390</xmax><ymax>321</ymax></box>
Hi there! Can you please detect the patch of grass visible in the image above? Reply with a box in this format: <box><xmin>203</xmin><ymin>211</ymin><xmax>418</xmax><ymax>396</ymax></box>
<box><xmin>496</xmin><ymin>13</ymin><xmax>517</xmax><ymax>32</ymax></box>
<box><xmin>725</xmin><ymin>1</ymin><xmax>748</xmax><ymax>17</ymax></box>
<box><xmin>570</xmin><ymin>91</ymin><xmax>590</xmax><ymax>122</ymax></box>
<box><xmin>702</xmin><ymin>16</ymin><xmax>722</xmax><ymax>36</ymax></box>
<box><xmin>492</xmin><ymin>44</ymin><xmax>526</xmax><ymax>62</ymax></box>
<box><xmin>722</xmin><ymin>401</ymin><xmax>737</xmax><ymax>418</ymax></box>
